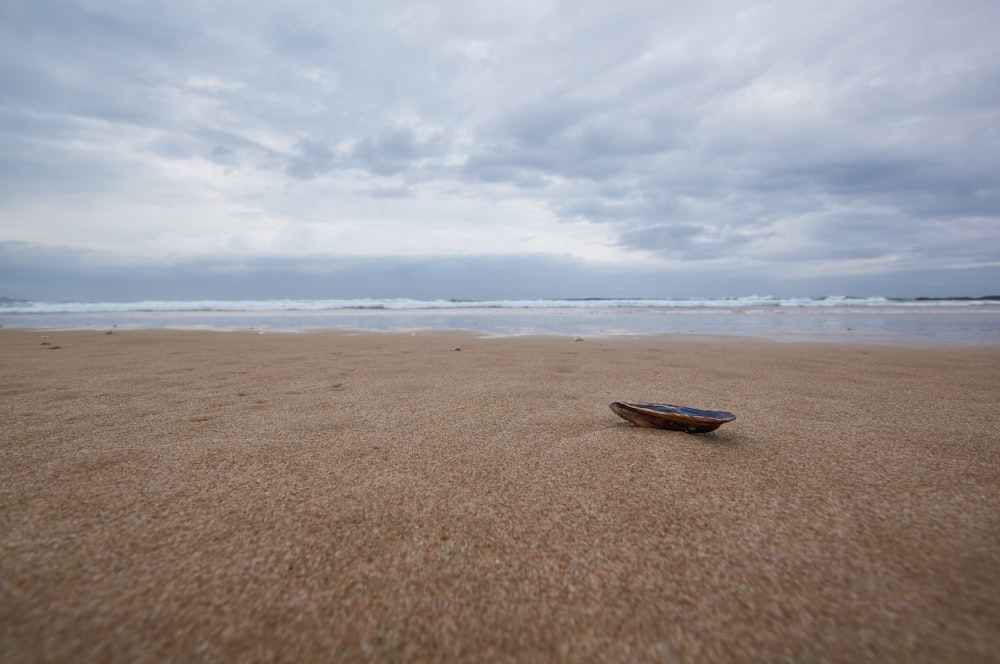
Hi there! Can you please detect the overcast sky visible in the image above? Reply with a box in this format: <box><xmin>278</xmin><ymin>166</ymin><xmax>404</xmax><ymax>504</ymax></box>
<box><xmin>1</xmin><ymin>0</ymin><xmax>998</xmax><ymax>300</ymax></box>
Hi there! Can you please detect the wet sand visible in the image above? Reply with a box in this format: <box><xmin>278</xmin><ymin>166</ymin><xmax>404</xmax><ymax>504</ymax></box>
<box><xmin>1</xmin><ymin>329</ymin><xmax>998</xmax><ymax>661</ymax></box>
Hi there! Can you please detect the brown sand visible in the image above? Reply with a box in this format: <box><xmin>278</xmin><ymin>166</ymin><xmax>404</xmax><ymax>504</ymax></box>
<box><xmin>1</xmin><ymin>329</ymin><xmax>998</xmax><ymax>662</ymax></box>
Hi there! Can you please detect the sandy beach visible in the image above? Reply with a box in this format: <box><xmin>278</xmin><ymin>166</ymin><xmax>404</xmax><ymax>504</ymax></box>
<box><xmin>1</xmin><ymin>328</ymin><xmax>998</xmax><ymax>662</ymax></box>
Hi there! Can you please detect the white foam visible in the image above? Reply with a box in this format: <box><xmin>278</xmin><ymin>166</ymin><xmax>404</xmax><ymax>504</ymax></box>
<box><xmin>1</xmin><ymin>295</ymin><xmax>997</xmax><ymax>314</ymax></box>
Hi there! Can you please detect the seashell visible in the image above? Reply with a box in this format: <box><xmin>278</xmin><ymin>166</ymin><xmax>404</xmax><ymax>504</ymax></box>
<box><xmin>609</xmin><ymin>401</ymin><xmax>735</xmax><ymax>434</ymax></box>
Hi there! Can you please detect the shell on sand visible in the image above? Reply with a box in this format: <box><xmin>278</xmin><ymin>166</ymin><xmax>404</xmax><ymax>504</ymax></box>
<box><xmin>609</xmin><ymin>401</ymin><xmax>735</xmax><ymax>434</ymax></box>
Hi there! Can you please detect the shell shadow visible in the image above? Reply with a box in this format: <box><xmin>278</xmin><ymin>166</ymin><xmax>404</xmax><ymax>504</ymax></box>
<box><xmin>608</xmin><ymin>420</ymin><xmax>750</xmax><ymax>448</ymax></box>
<box><xmin>698</xmin><ymin>428</ymin><xmax>750</xmax><ymax>448</ymax></box>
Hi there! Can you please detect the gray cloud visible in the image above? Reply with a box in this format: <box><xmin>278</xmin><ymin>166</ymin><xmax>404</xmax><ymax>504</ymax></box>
<box><xmin>3</xmin><ymin>241</ymin><xmax>998</xmax><ymax>302</ymax></box>
<box><xmin>618</xmin><ymin>224</ymin><xmax>761</xmax><ymax>260</ymax></box>
<box><xmin>349</xmin><ymin>126</ymin><xmax>447</xmax><ymax>176</ymax></box>
<box><xmin>286</xmin><ymin>139</ymin><xmax>337</xmax><ymax>180</ymax></box>
<box><xmin>1</xmin><ymin>0</ymin><xmax>998</xmax><ymax>298</ymax></box>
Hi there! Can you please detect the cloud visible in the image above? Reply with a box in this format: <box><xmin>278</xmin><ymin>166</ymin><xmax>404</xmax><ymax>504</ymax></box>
<box><xmin>3</xmin><ymin>241</ymin><xmax>998</xmax><ymax>303</ymax></box>
<box><xmin>1</xmin><ymin>0</ymin><xmax>998</xmax><ymax>299</ymax></box>
<box><xmin>286</xmin><ymin>139</ymin><xmax>336</xmax><ymax>180</ymax></box>
<box><xmin>617</xmin><ymin>224</ymin><xmax>761</xmax><ymax>261</ymax></box>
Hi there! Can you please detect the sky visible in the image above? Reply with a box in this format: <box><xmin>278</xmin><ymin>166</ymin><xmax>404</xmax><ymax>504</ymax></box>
<box><xmin>1</xmin><ymin>0</ymin><xmax>999</xmax><ymax>301</ymax></box>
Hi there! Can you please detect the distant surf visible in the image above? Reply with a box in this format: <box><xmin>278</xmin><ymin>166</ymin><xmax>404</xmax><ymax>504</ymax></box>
<box><xmin>1</xmin><ymin>296</ymin><xmax>998</xmax><ymax>344</ymax></box>
<box><xmin>2</xmin><ymin>295</ymin><xmax>999</xmax><ymax>314</ymax></box>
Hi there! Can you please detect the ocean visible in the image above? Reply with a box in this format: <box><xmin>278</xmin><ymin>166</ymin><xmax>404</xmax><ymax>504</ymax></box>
<box><xmin>2</xmin><ymin>296</ymin><xmax>999</xmax><ymax>345</ymax></box>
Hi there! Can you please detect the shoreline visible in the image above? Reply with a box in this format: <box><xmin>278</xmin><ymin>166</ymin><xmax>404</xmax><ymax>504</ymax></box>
<box><xmin>4</xmin><ymin>319</ymin><xmax>1000</xmax><ymax>348</ymax></box>
<box><xmin>5</xmin><ymin>322</ymin><xmax>999</xmax><ymax>349</ymax></box>
<box><xmin>3</xmin><ymin>298</ymin><xmax>1000</xmax><ymax>347</ymax></box>
<box><xmin>2</xmin><ymin>329</ymin><xmax>998</xmax><ymax>661</ymax></box>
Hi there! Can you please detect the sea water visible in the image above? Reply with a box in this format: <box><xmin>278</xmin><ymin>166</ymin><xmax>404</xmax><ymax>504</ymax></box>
<box><xmin>2</xmin><ymin>296</ymin><xmax>998</xmax><ymax>345</ymax></box>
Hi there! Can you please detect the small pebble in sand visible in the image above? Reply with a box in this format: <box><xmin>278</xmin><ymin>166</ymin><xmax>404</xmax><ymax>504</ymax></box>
<box><xmin>452</xmin><ymin>347</ymin><xmax>461</xmax><ymax>351</ymax></box>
